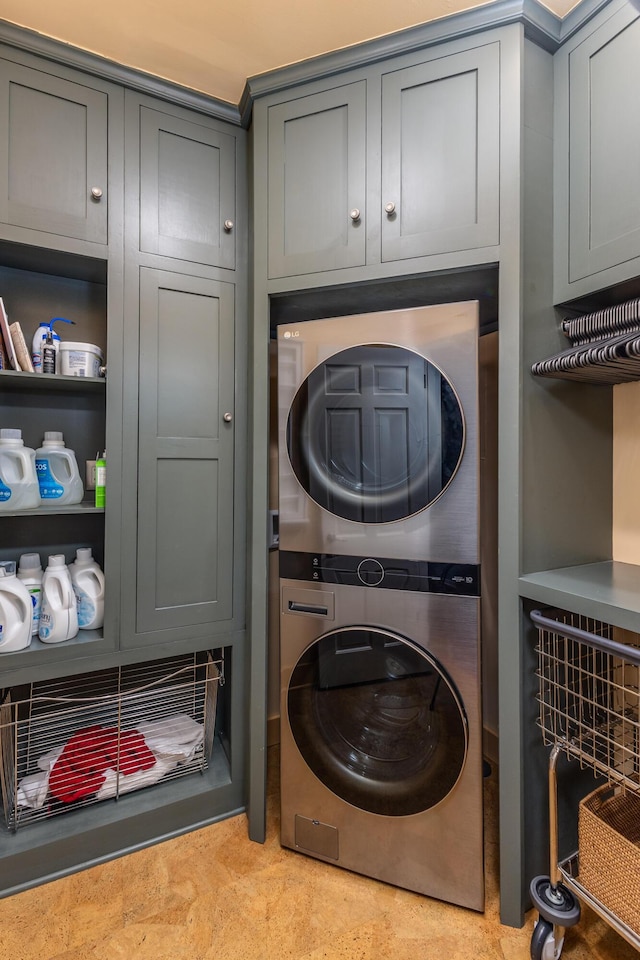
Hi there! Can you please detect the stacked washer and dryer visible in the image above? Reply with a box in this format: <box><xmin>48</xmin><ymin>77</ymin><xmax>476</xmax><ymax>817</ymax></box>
<box><xmin>276</xmin><ymin>302</ymin><xmax>485</xmax><ymax>912</ymax></box>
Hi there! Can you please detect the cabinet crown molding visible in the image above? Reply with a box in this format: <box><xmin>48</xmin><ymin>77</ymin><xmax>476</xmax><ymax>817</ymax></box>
<box><xmin>0</xmin><ymin>0</ymin><xmax>622</xmax><ymax>129</ymax></box>
<box><xmin>241</xmin><ymin>0</ymin><xmax>618</xmax><ymax>119</ymax></box>
<box><xmin>0</xmin><ymin>17</ymin><xmax>242</xmax><ymax>127</ymax></box>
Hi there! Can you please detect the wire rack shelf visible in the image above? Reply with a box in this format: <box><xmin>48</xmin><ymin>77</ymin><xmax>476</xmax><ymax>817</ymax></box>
<box><xmin>0</xmin><ymin>650</ymin><xmax>223</xmax><ymax>832</ymax></box>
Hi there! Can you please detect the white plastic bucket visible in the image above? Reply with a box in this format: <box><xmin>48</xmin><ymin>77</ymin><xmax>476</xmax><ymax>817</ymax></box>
<box><xmin>58</xmin><ymin>341</ymin><xmax>103</xmax><ymax>378</ymax></box>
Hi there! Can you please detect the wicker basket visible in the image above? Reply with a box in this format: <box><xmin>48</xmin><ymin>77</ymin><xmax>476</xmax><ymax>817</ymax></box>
<box><xmin>579</xmin><ymin>784</ymin><xmax>640</xmax><ymax>935</ymax></box>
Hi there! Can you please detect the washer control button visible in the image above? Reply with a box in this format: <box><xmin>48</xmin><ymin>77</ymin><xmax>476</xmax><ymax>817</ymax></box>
<box><xmin>357</xmin><ymin>558</ymin><xmax>384</xmax><ymax>586</ymax></box>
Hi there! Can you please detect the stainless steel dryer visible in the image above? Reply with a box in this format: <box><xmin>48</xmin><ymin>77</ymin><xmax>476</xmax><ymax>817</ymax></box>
<box><xmin>279</xmin><ymin>575</ymin><xmax>484</xmax><ymax>911</ymax></box>
<box><xmin>277</xmin><ymin>302</ymin><xmax>479</xmax><ymax>565</ymax></box>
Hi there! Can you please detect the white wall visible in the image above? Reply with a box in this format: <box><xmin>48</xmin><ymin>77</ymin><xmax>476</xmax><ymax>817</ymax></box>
<box><xmin>613</xmin><ymin>381</ymin><xmax>640</xmax><ymax>562</ymax></box>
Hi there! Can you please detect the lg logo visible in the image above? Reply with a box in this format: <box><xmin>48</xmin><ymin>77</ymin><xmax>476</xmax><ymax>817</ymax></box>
<box><xmin>283</xmin><ymin>330</ymin><xmax>300</xmax><ymax>339</ymax></box>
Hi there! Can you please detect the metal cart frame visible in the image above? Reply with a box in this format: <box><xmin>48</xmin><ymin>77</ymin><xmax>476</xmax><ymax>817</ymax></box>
<box><xmin>529</xmin><ymin>608</ymin><xmax>640</xmax><ymax>960</ymax></box>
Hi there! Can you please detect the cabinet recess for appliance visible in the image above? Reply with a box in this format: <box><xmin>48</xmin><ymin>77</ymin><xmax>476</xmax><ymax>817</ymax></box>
<box><xmin>139</xmin><ymin>104</ymin><xmax>236</xmax><ymax>269</ymax></box>
<box><xmin>0</xmin><ymin>53</ymin><xmax>109</xmax><ymax>247</ymax></box>
<box><xmin>554</xmin><ymin>0</ymin><xmax>640</xmax><ymax>303</ymax></box>
<box><xmin>380</xmin><ymin>42</ymin><xmax>499</xmax><ymax>262</ymax></box>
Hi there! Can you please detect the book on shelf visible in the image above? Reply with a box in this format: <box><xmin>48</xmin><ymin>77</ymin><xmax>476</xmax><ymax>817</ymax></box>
<box><xmin>9</xmin><ymin>321</ymin><xmax>34</xmax><ymax>373</ymax></box>
<box><xmin>0</xmin><ymin>298</ymin><xmax>21</xmax><ymax>370</ymax></box>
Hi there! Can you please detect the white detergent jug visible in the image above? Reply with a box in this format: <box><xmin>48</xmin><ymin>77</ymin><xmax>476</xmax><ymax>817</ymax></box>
<box><xmin>17</xmin><ymin>552</ymin><xmax>43</xmax><ymax>637</ymax></box>
<box><xmin>0</xmin><ymin>561</ymin><xmax>32</xmax><ymax>653</ymax></box>
<box><xmin>0</xmin><ymin>429</ymin><xmax>41</xmax><ymax>512</ymax></box>
<box><xmin>35</xmin><ymin>432</ymin><xmax>84</xmax><ymax>506</ymax></box>
<box><xmin>39</xmin><ymin>555</ymin><xmax>78</xmax><ymax>643</ymax></box>
<box><xmin>69</xmin><ymin>548</ymin><xmax>105</xmax><ymax>630</ymax></box>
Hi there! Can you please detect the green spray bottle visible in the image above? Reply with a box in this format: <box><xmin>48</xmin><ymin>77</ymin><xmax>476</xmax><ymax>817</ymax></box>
<box><xmin>95</xmin><ymin>451</ymin><xmax>106</xmax><ymax>508</ymax></box>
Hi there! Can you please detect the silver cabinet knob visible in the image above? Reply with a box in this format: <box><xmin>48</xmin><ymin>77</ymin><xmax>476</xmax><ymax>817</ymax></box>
<box><xmin>224</xmin><ymin>219</ymin><xmax>234</xmax><ymax>231</ymax></box>
<box><xmin>384</xmin><ymin>201</ymin><xmax>396</xmax><ymax>215</ymax></box>
<box><xmin>349</xmin><ymin>208</ymin><xmax>361</xmax><ymax>222</ymax></box>
<box><xmin>223</xmin><ymin>412</ymin><xmax>233</xmax><ymax>423</ymax></box>
<box><xmin>90</xmin><ymin>186</ymin><xmax>103</xmax><ymax>201</ymax></box>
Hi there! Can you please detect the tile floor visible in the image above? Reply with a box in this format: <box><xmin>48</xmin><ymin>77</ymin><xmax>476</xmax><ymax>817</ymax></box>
<box><xmin>0</xmin><ymin>749</ymin><xmax>637</xmax><ymax>960</ymax></box>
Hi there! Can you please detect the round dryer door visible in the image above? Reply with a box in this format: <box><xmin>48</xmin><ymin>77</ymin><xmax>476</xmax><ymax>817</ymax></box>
<box><xmin>287</xmin><ymin>626</ymin><xmax>468</xmax><ymax>816</ymax></box>
<box><xmin>286</xmin><ymin>344</ymin><xmax>464</xmax><ymax>523</ymax></box>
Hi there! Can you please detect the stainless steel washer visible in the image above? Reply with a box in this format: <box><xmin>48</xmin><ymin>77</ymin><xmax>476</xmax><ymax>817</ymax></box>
<box><xmin>279</xmin><ymin>576</ymin><xmax>484</xmax><ymax>911</ymax></box>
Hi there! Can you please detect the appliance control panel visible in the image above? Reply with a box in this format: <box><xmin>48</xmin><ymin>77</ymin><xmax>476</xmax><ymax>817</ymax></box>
<box><xmin>279</xmin><ymin>551</ymin><xmax>480</xmax><ymax>596</ymax></box>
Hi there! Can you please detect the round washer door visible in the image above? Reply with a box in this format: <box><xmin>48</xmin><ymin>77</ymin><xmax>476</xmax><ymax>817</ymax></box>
<box><xmin>287</xmin><ymin>626</ymin><xmax>468</xmax><ymax>816</ymax></box>
<box><xmin>287</xmin><ymin>343</ymin><xmax>465</xmax><ymax>523</ymax></box>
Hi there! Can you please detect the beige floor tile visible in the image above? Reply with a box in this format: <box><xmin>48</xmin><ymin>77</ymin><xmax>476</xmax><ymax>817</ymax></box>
<box><xmin>1</xmin><ymin>750</ymin><xmax>636</xmax><ymax>960</ymax></box>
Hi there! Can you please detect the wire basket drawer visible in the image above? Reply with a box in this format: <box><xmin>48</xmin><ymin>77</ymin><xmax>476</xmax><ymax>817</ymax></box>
<box><xmin>533</xmin><ymin>609</ymin><xmax>640</xmax><ymax>791</ymax></box>
<box><xmin>0</xmin><ymin>651</ymin><xmax>222</xmax><ymax>832</ymax></box>
<box><xmin>579</xmin><ymin>784</ymin><xmax>640</xmax><ymax>937</ymax></box>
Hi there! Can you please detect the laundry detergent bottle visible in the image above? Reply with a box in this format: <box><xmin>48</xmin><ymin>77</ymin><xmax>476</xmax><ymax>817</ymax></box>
<box><xmin>0</xmin><ymin>429</ymin><xmax>41</xmax><ymax>512</ymax></box>
<box><xmin>69</xmin><ymin>548</ymin><xmax>105</xmax><ymax>630</ymax></box>
<box><xmin>35</xmin><ymin>432</ymin><xmax>84</xmax><ymax>506</ymax></box>
<box><xmin>17</xmin><ymin>552</ymin><xmax>43</xmax><ymax>637</ymax></box>
<box><xmin>0</xmin><ymin>560</ymin><xmax>32</xmax><ymax>653</ymax></box>
<box><xmin>39</xmin><ymin>555</ymin><xmax>78</xmax><ymax>643</ymax></box>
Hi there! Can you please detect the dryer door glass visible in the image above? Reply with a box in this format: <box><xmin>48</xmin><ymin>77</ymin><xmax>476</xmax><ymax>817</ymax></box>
<box><xmin>286</xmin><ymin>344</ymin><xmax>464</xmax><ymax>523</ymax></box>
<box><xmin>287</xmin><ymin>627</ymin><xmax>468</xmax><ymax>816</ymax></box>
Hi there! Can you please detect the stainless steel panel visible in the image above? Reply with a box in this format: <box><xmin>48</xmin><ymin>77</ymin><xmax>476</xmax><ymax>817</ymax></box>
<box><xmin>295</xmin><ymin>815</ymin><xmax>339</xmax><ymax>860</ymax></box>
<box><xmin>281</xmin><ymin>584</ymin><xmax>335</xmax><ymax>620</ymax></box>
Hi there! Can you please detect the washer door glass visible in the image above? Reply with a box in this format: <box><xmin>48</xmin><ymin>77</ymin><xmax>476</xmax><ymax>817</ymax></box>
<box><xmin>287</xmin><ymin>627</ymin><xmax>468</xmax><ymax>816</ymax></box>
<box><xmin>287</xmin><ymin>344</ymin><xmax>464</xmax><ymax>523</ymax></box>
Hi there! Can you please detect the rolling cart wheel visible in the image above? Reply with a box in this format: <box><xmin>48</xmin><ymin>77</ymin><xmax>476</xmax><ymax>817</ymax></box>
<box><xmin>530</xmin><ymin>918</ymin><xmax>564</xmax><ymax>960</ymax></box>
<box><xmin>530</xmin><ymin>875</ymin><xmax>581</xmax><ymax>926</ymax></box>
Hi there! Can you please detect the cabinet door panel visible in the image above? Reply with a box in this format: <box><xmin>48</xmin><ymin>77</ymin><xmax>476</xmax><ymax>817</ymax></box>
<box><xmin>568</xmin><ymin>10</ymin><xmax>640</xmax><ymax>282</ymax></box>
<box><xmin>134</xmin><ymin>269</ymin><xmax>234</xmax><ymax>637</ymax></box>
<box><xmin>381</xmin><ymin>44</ymin><xmax>499</xmax><ymax>261</ymax></box>
<box><xmin>268</xmin><ymin>82</ymin><xmax>366</xmax><ymax>278</ymax></box>
<box><xmin>140</xmin><ymin>106</ymin><xmax>236</xmax><ymax>268</ymax></box>
<box><xmin>0</xmin><ymin>60</ymin><xmax>108</xmax><ymax>244</ymax></box>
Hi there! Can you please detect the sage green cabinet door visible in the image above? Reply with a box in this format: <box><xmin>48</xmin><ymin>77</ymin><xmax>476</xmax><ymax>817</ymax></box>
<box><xmin>267</xmin><ymin>81</ymin><xmax>367</xmax><ymax>278</ymax></box>
<box><xmin>0</xmin><ymin>59</ymin><xmax>108</xmax><ymax>244</ymax></box>
<box><xmin>381</xmin><ymin>43</ymin><xmax>500</xmax><ymax>262</ymax></box>
<box><xmin>128</xmin><ymin>268</ymin><xmax>235</xmax><ymax>644</ymax></box>
<box><xmin>565</xmin><ymin>6</ymin><xmax>640</xmax><ymax>286</ymax></box>
<box><xmin>139</xmin><ymin>106</ymin><xmax>236</xmax><ymax>269</ymax></box>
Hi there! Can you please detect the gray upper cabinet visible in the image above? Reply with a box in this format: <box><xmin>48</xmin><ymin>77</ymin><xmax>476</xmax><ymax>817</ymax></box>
<box><xmin>554</xmin><ymin>0</ymin><xmax>640</xmax><ymax>303</ymax></box>
<box><xmin>267</xmin><ymin>82</ymin><xmax>367</xmax><ymax>278</ymax></box>
<box><xmin>0</xmin><ymin>57</ymin><xmax>109</xmax><ymax>246</ymax></box>
<box><xmin>122</xmin><ymin>268</ymin><xmax>236</xmax><ymax>648</ymax></box>
<box><xmin>265</xmin><ymin>37</ymin><xmax>500</xmax><ymax>281</ymax></box>
<box><xmin>139</xmin><ymin>105</ymin><xmax>236</xmax><ymax>269</ymax></box>
<box><xmin>381</xmin><ymin>43</ymin><xmax>499</xmax><ymax>262</ymax></box>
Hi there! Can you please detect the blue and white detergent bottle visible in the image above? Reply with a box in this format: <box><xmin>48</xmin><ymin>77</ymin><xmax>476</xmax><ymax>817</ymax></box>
<box><xmin>0</xmin><ymin>560</ymin><xmax>32</xmax><ymax>653</ymax></box>
<box><xmin>17</xmin><ymin>553</ymin><xmax>43</xmax><ymax>637</ymax></box>
<box><xmin>0</xmin><ymin>429</ymin><xmax>40</xmax><ymax>512</ymax></box>
<box><xmin>69</xmin><ymin>548</ymin><xmax>105</xmax><ymax>630</ymax></box>
<box><xmin>31</xmin><ymin>317</ymin><xmax>74</xmax><ymax>373</ymax></box>
<box><xmin>38</xmin><ymin>555</ymin><xmax>78</xmax><ymax>643</ymax></box>
<box><xmin>35</xmin><ymin>432</ymin><xmax>84</xmax><ymax>505</ymax></box>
